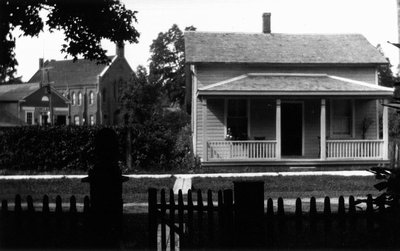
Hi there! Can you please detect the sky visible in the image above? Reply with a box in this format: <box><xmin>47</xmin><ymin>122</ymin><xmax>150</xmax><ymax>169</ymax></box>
<box><xmin>13</xmin><ymin>0</ymin><xmax>400</xmax><ymax>82</ymax></box>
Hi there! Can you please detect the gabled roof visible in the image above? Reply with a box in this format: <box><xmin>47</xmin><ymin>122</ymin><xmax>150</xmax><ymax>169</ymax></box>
<box><xmin>185</xmin><ymin>32</ymin><xmax>388</xmax><ymax>65</ymax></box>
<box><xmin>0</xmin><ymin>83</ymin><xmax>40</xmax><ymax>101</ymax></box>
<box><xmin>28</xmin><ymin>56</ymin><xmax>115</xmax><ymax>87</ymax></box>
<box><xmin>198</xmin><ymin>73</ymin><xmax>393</xmax><ymax>96</ymax></box>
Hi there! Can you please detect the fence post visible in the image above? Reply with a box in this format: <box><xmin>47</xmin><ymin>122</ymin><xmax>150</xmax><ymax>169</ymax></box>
<box><xmin>169</xmin><ymin>189</ymin><xmax>176</xmax><ymax>251</ymax></box>
<box><xmin>295</xmin><ymin>197</ymin><xmax>303</xmax><ymax>246</ymax></box>
<box><xmin>207</xmin><ymin>190</ymin><xmax>214</xmax><ymax>247</ymax></box>
<box><xmin>148</xmin><ymin>188</ymin><xmax>158</xmax><ymax>249</ymax></box>
<box><xmin>81</xmin><ymin>128</ymin><xmax>129</xmax><ymax>248</ymax></box>
<box><xmin>266</xmin><ymin>198</ymin><xmax>274</xmax><ymax>248</ymax></box>
<box><xmin>223</xmin><ymin>189</ymin><xmax>233</xmax><ymax>248</ymax></box>
<box><xmin>0</xmin><ymin>200</ymin><xmax>8</xmax><ymax>248</ymax></box>
<box><xmin>196</xmin><ymin>190</ymin><xmax>204</xmax><ymax>247</ymax></box>
<box><xmin>233</xmin><ymin>181</ymin><xmax>265</xmax><ymax>248</ymax></box>
<box><xmin>160</xmin><ymin>189</ymin><xmax>166</xmax><ymax>250</ymax></box>
<box><xmin>323</xmin><ymin>196</ymin><xmax>332</xmax><ymax>247</ymax></box>
<box><xmin>217</xmin><ymin>190</ymin><xmax>223</xmax><ymax>247</ymax></box>
<box><xmin>187</xmin><ymin>189</ymin><xmax>194</xmax><ymax>247</ymax></box>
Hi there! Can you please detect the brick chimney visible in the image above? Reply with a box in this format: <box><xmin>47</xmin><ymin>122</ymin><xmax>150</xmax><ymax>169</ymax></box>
<box><xmin>262</xmin><ymin>13</ymin><xmax>271</xmax><ymax>33</ymax></box>
<box><xmin>39</xmin><ymin>58</ymin><xmax>44</xmax><ymax>69</ymax></box>
<box><xmin>116</xmin><ymin>42</ymin><xmax>124</xmax><ymax>58</ymax></box>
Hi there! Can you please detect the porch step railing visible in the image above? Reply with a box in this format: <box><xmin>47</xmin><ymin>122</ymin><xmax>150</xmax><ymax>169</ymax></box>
<box><xmin>326</xmin><ymin>139</ymin><xmax>384</xmax><ymax>159</ymax></box>
<box><xmin>207</xmin><ymin>140</ymin><xmax>277</xmax><ymax>160</ymax></box>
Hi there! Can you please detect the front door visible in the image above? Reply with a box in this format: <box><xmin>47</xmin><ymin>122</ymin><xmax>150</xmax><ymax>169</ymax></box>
<box><xmin>281</xmin><ymin>103</ymin><xmax>302</xmax><ymax>156</ymax></box>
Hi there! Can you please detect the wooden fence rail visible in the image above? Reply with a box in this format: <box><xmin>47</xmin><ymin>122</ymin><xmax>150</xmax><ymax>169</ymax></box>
<box><xmin>0</xmin><ymin>194</ymin><xmax>91</xmax><ymax>249</ymax></box>
<box><xmin>149</xmin><ymin>188</ymin><xmax>400</xmax><ymax>250</ymax></box>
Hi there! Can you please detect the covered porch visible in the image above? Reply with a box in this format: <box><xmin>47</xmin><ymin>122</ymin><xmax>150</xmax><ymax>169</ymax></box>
<box><xmin>195</xmin><ymin>73</ymin><xmax>393</xmax><ymax>164</ymax></box>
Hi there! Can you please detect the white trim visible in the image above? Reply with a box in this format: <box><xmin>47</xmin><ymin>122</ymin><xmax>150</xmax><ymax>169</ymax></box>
<box><xmin>54</xmin><ymin>107</ymin><xmax>69</xmax><ymax>112</ymax></box>
<box><xmin>22</xmin><ymin>107</ymin><xmax>35</xmax><ymax>111</ymax></box>
<box><xmin>25</xmin><ymin>111</ymin><xmax>34</xmax><ymax>125</ymax></box>
<box><xmin>383</xmin><ymin>99</ymin><xmax>389</xmax><ymax>159</ymax></box>
<box><xmin>198</xmin><ymin>91</ymin><xmax>393</xmax><ymax>96</ymax></box>
<box><xmin>199</xmin><ymin>74</ymin><xmax>248</xmax><ymax>91</ymax></box>
<box><xmin>328</xmin><ymin>75</ymin><xmax>393</xmax><ymax>91</ymax></box>
<box><xmin>276</xmin><ymin>99</ymin><xmax>281</xmax><ymax>159</ymax></box>
<box><xmin>99</xmin><ymin>56</ymin><xmax>117</xmax><ymax>77</ymax></box>
<box><xmin>329</xmin><ymin>99</ymin><xmax>355</xmax><ymax>138</ymax></box>
<box><xmin>247</xmin><ymin>99</ymin><xmax>251</xmax><ymax>138</ymax></box>
<box><xmin>224</xmin><ymin>98</ymin><xmax>228</xmax><ymax>137</ymax></box>
<box><xmin>191</xmin><ymin>65</ymin><xmax>197</xmax><ymax>155</ymax></box>
<box><xmin>320</xmin><ymin>99</ymin><xmax>326</xmax><ymax>160</ymax></box>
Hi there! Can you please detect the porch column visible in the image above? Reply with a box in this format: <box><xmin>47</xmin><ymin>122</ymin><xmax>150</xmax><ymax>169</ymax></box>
<box><xmin>202</xmin><ymin>98</ymin><xmax>208</xmax><ymax>161</ymax></box>
<box><xmin>383</xmin><ymin>99</ymin><xmax>389</xmax><ymax>159</ymax></box>
<box><xmin>276</xmin><ymin>99</ymin><xmax>281</xmax><ymax>159</ymax></box>
<box><xmin>320</xmin><ymin>99</ymin><xmax>326</xmax><ymax>160</ymax></box>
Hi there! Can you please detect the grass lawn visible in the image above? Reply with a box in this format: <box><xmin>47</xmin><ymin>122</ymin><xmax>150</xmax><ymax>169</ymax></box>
<box><xmin>192</xmin><ymin>175</ymin><xmax>380</xmax><ymax>199</ymax></box>
<box><xmin>0</xmin><ymin>177</ymin><xmax>176</xmax><ymax>204</ymax></box>
<box><xmin>0</xmin><ymin>175</ymin><xmax>380</xmax><ymax>205</ymax></box>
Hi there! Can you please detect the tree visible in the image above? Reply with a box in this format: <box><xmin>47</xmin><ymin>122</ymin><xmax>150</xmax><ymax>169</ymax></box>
<box><xmin>0</xmin><ymin>0</ymin><xmax>139</xmax><ymax>84</ymax></box>
<box><xmin>376</xmin><ymin>44</ymin><xmax>395</xmax><ymax>87</ymax></box>
<box><xmin>149</xmin><ymin>24</ymin><xmax>196</xmax><ymax>107</ymax></box>
<box><xmin>120</xmin><ymin>65</ymin><xmax>161</xmax><ymax>124</ymax></box>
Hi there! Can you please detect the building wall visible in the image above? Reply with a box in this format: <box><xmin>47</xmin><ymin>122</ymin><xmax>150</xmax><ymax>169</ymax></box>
<box><xmin>99</xmin><ymin>57</ymin><xmax>133</xmax><ymax>125</ymax></box>
<box><xmin>195</xmin><ymin>64</ymin><xmax>377</xmax><ymax>88</ymax></box>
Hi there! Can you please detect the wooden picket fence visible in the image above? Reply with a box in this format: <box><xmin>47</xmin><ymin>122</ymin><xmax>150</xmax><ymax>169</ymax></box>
<box><xmin>0</xmin><ymin>194</ymin><xmax>91</xmax><ymax>249</ymax></box>
<box><xmin>148</xmin><ymin>188</ymin><xmax>400</xmax><ymax>250</ymax></box>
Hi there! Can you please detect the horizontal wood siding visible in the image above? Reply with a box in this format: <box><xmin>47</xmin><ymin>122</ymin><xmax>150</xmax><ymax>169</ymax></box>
<box><xmin>250</xmin><ymin>99</ymin><xmax>275</xmax><ymax>140</ymax></box>
<box><xmin>196</xmin><ymin>64</ymin><xmax>377</xmax><ymax>88</ymax></box>
<box><xmin>304</xmin><ymin>100</ymin><xmax>320</xmax><ymax>158</ymax></box>
<box><xmin>355</xmin><ymin>99</ymin><xmax>378</xmax><ymax>139</ymax></box>
<box><xmin>196</xmin><ymin>98</ymin><xmax>203</xmax><ymax>158</ymax></box>
<box><xmin>206</xmin><ymin>99</ymin><xmax>225</xmax><ymax>141</ymax></box>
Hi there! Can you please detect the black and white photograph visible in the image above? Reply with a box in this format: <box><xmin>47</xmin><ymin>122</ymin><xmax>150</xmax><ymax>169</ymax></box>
<box><xmin>1</xmin><ymin>0</ymin><xmax>400</xmax><ymax>249</ymax></box>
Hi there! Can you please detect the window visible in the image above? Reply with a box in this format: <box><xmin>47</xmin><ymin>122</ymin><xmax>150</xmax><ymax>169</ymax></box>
<box><xmin>74</xmin><ymin>115</ymin><xmax>80</xmax><ymax>125</ymax></box>
<box><xmin>26</xmin><ymin>112</ymin><xmax>33</xmax><ymax>125</ymax></box>
<box><xmin>331</xmin><ymin>99</ymin><xmax>353</xmax><ymax>136</ymax></box>
<box><xmin>90</xmin><ymin>115</ymin><xmax>94</xmax><ymax>125</ymax></box>
<box><xmin>227</xmin><ymin>99</ymin><xmax>248</xmax><ymax>140</ymax></box>
<box><xmin>78</xmin><ymin>92</ymin><xmax>82</xmax><ymax>106</ymax></box>
<box><xmin>89</xmin><ymin>91</ymin><xmax>94</xmax><ymax>105</ymax></box>
<box><xmin>72</xmin><ymin>92</ymin><xmax>76</xmax><ymax>105</ymax></box>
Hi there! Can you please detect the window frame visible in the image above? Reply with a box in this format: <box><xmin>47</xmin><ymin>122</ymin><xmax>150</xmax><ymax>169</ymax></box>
<box><xmin>72</xmin><ymin>92</ymin><xmax>76</xmax><ymax>106</ymax></box>
<box><xmin>74</xmin><ymin>115</ymin><xmax>80</xmax><ymax>125</ymax></box>
<box><xmin>25</xmin><ymin>111</ymin><xmax>33</xmax><ymax>125</ymax></box>
<box><xmin>78</xmin><ymin>92</ymin><xmax>82</xmax><ymax>106</ymax></box>
<box><xmin>225</xmin><ymin>98</ymin><xmax>249</xmax><ymax>140</ymax></box>
<box><xmin>89</xmin><ymin>91</ymin><xmax>94</xmax><ymax>105</ymax></box>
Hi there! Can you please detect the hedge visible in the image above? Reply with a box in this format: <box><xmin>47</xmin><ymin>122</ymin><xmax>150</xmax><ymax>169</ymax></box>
<box><xmin>0</xmin><ymin>121</ymin><xmax>199</xmax><ymax>173</ymax></box>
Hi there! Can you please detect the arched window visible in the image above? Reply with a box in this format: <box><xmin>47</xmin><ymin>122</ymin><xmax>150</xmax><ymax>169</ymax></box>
<box><xmin>78</xmin><ymin>92</ymin><xmax>82</xmax><ymax>106</ymax></box>
<box><xmin>72</xmin><ymin>92</ymin><xmax>76</xmax><ymax>105</ymax></box>
<box><xmin>89</xmin><ymin>91</ymin><xmax>94</xmax><ymax>105</ymax></box>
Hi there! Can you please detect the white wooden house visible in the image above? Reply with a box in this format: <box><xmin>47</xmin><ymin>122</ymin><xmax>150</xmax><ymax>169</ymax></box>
<box><xmin>185</xmin><ymin>13</ymin><xmax>393</xmax><ymax>167</ymax></box>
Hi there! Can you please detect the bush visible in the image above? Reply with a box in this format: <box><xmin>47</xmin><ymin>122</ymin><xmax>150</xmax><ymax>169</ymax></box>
<box><xmin>0</xmin><ymin>115</ymin><xmax>199</xmax><ymax>173</ymax></box>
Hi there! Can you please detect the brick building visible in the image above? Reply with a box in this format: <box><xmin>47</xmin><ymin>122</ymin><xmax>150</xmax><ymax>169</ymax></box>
<box><xmin>28</xmin><ymin>45</ymin><xmax>133</xmax><ymax>125</ymax></box>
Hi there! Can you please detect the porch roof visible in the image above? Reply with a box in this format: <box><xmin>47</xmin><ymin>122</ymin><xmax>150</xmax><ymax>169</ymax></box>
<box><xmin>197</xmin><ymin>73</ymin><xmax>393</xmax><ymax>97</ymax></box>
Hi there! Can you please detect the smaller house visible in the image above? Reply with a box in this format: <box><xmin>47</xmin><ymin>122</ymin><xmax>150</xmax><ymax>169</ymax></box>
<box><xmin>0</xmin><ymin>83</ymin><xmax>69</xmax><ymax>127</ymax></box>
<box><xmin>185</xmin><ymin>13</ymin><xmax>394</xmax><ymax>168</ymax></box>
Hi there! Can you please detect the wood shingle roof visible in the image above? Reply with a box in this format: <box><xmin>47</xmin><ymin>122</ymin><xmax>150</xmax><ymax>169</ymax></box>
<box><xmin>198</xmin><ymin>73</ymin><xmax>393</xmax><ymax>96</ymax></box>
<box><xmin>185</xmin><ymin>32</ymin><xmax>388</xmax><ymax>65</ymax></box>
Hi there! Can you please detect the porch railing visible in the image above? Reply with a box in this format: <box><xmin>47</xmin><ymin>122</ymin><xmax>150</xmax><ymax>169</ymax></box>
<box><xmin>207</xmin><ymin>140</ymin><xmax>277</xmax><ymax>160</ymax></box>
<box><xmin>326</xmin><ymin>139</ymin><xmax>384</xmax><ymax>159</ymax></box>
